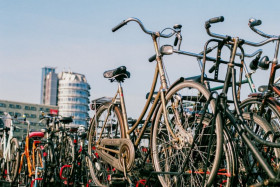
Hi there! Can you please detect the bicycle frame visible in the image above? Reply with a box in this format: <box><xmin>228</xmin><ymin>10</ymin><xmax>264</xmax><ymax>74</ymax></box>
<box><xmin>1</xmin><ymin>117</ymin><xmax>15</xmax><ymax>163</ymax></box>
<box><xmin>18</xmin><ymin>121</ymin><xmax>43</xmax><ymax>178</ymax></box>
<box><xmin>95</xmin><ymin>32</ymin><xmax>183</xmax><ymax>154</ymax></box>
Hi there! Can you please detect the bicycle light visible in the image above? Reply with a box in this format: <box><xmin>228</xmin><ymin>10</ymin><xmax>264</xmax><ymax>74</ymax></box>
<box><xmin>258</xmin><ymin>56</ymin><xmax>270</xmax><ymax>70</ymax></box>
<box><xmin>160</xmin><ymin>45</ymin><xmax>173</xmax><ymax>55</ymax></box>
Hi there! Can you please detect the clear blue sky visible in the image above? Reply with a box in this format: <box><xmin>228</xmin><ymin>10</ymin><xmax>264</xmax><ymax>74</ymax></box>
<box><xmin>1</xmin><ymin>0</ymin><xmax>280</xmax><ymax>117</ymax></box>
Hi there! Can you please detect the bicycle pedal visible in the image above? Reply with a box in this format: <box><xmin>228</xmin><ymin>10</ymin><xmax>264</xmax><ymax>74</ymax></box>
<box><xmin>108</xmin><ymin>174</ymin><xmax>126</xmax><ymax>185</ymax></box>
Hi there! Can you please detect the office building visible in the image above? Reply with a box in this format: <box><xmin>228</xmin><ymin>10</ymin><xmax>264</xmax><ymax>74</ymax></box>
<box><xmin>57</xmin><ymin>71</ymin><xmax>91</xmax><ymax>127</ymax></box>
<box><xmin>0</xmin><ymin>99</ymin><xmax>59</xmax><ymax>138</ymax></box>
<box><xmin>41</xmin><ymin>67</ymin><xmax>57</xmax><ymax>105</ymax></box>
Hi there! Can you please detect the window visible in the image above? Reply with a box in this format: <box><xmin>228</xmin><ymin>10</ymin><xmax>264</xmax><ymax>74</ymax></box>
<box><xmin>46</xmin><ymin>108</ymin><xmax>50</xmax><ymax>112</ymax></box>
<box><xmin>0</xmin><ymin>111</ymin><xmax>4</xmax><ymax>115</ymax></box>
<box><xmin>30</xmin><ymin>122</ymin><xmax>36</xmax><ymax>126</ymax></box>
<box><xmin>24</xmin><ymin>113</ymin><xmax>30</xmax><ymax>118</ymax></box>
<box><xmin>30</xmin><ymin>114</ymin><xmax>36</xmax><ymax>118</ymax></box>
<box><xmin>0</xmin><ymin>103</ymin><xmax>6</xmax><ymax>108</ymax></box>
<box><xmin>31</xmin><ymin>106</ymin><xmax>36</xmax><ymax>111</ymax></box>
<box><xmin>15</xmin><ymin>105</ymin><xmax>21</xmax><ymax>109</ymax></box>
<box><xmin>15</xmin><ymin>112</ymin><xmax>21</xmax><ymax>117</ymax></box>
<box><xmin>39</xmin><ymin>107</ymin><xmax>44</xmax><ymax>111</ymax></box>
<box><xmin>9</xmin><ymin>112</ymin><xmax>14</xmax><ymax>116</ymax></box>
<box><xmin>9</xmin><ymin>104</ymin><xmax>15</xmax><ymax>108</ymax></box>
<box><xmin>25</xmin><ymin>106</ymin><xmax>30</xmax><ymax>110</ymax></box>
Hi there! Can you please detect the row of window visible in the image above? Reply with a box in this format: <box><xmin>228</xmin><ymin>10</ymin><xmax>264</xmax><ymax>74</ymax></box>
<box><xmin>0</xmin><ymin>103</ymin><xmax>52</xmax><ymax>113</ymax></box>
<box><xmin>59</xmin><ymin>104</ymin><xmax>88</xmax><ymax>111</ymax></box>
<box><xmin>59</xmin><ymin>82</ymin><xmax>90</xmax><ymax>90</ymax></box>
<box><xmin>7</xmin><ymin>112</ymin><xmax>37</xmax><ymax>118</ymax></box>
<box><xmin>58</xmin><ymin>97</ymin><xmax>89</xmax><ymax>104</ymax></box>
<box><xmin>58</xmin><ymin>90</ymin><xmax>89</xmax><ymax>97</ymax></box>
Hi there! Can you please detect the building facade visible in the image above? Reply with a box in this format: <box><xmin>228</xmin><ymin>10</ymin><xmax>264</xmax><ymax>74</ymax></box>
<box><xmin>0</xmin><ymin>99</ymin><xmax>59</xmax><ymax>138</ymax></box>
<box><xmin>41</xmin><ymin>67</ymin><xmax>57</xmax><ymax>105</ymax></box>
<box><xmin>57</xmin><ymin>72</ymin><xmax>90</xmax><ymax>127</ymax></box>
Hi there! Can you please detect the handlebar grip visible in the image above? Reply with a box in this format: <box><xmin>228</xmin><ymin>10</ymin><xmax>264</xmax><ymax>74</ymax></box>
<box><xmin>208</xmin><ymin>16</ymin><xmax>224</xmax><ymax>24</ymax></box>
<box><xmin>174</xmin><ymin>36</ymin><xmax>178</xmax><ymax>46</ymax></box>
<box><xmin>149</xmin><ymin>54</ymin><xmax>156</xmax><ymax>62</ymax></box>
<box><xmin>209</xmin><ymin>64</ymin><xmax>216</xmax><ymax>73</ymax></box>
<box><xmin>249</xmin><ymin>18</ymin><xmax>262</xmax><ymax>27</ymax></box>
<box><xmin>112</xmin><ymin>20</ymin><xmax>127</xmax><ymax>32</ymax></box>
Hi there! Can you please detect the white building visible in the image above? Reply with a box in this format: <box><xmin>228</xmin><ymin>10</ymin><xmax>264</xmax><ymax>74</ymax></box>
<box><xmin>57</xmin><ymin>72</ymin><xmax>91</xmax><ymax>127</ymax></box>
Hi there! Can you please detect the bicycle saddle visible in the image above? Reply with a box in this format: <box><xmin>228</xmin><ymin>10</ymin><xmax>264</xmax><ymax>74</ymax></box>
<box><xmin>29</xmin><ymin>132</ymin><xmax>45</xmax><ymax>139</ymax></box>
<box><xmin>103</xmin><ymin>66</ymin><xmax>130</xmax><ymax>82</ymax></box>
<box><xmin>60</xmin><ymin>116</ymin><xmax>73</xmax><ymax>124</ymax></box>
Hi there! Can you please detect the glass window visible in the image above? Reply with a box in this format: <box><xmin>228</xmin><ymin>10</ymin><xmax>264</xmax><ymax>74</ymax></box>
<box><xmin>24</xmin><ymin>113</ymin><xmax>30</xmax><ymax>118</ymax></box>
<box><xmin>31</xmin><ymin>106</ymin><xmax>36</xmax><ymax>111</ymax></box>
<box><xmin>30</xmin><ymin>114</ymin><xmax>36</xmax><ymax>118</ymax></box>
<box><xmin>15</xmin><ymin>112</ymin><xmax>21</xmax><ymax>117</ymax></box>
<box><xmin>0</xmin><ymin>103</ymin><xmax>6</xmax><ymax>107</ymax></box>
<box><xmin>9</xmin><ymin>112</ymin><xmax>14</xmax><ymax>116</ymax></box>
<box><xmin>9</xmin><ymin>104</ymin><xmax>15</xmax><ymax>108</ymax></box>
<box><xmin>25</xmin><ymin>106</ymin><xmax>30</xmax><ymax>110</ymax></box>
<box><xmin>46</xmin><ymin>108</ymin><xmax>50</xmax><ymax>112</ymax></box>
<box><xmin>15</xmin><ymin>105</ymin><xmax>21</xmax><ymax>109</ymax></box>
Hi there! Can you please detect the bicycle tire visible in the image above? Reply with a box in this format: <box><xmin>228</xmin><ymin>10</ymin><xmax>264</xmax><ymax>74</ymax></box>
<box><xmin>88</xmin><ymin>103</ymin><xmax>124</xmax><ymax>187</ymax></box>
<box><xmin>18</xmin><ymin>155</ymin><xmax>30</xmax><ymax>186</ymax></box>
<box><xmin>34</xmin><ymin>146</ymin><xmax>46</xmax><ymax>187</ymax></box>
<box><xmin>6</xmin><ymin>137</ymin><xmax>20</xmax><ymax>182</ymax></box>
<box><xmin>151</xmin><ymin>80</ymin><xmax>223</xmax><ymax>187</ymax></box>
<box><xmin>43</xmin><ymin>143</ymin><xmax>55</xmax><ymax>184</ymax></box>
<box><xmin>240</xmin><ymin>97</ymin><xmax>280</xmax><ymax>132</ymax></box>
<box><xmin>231</xmin><ymin>112</ymin><xmax>280</xmax><ymax>186</ymax></box>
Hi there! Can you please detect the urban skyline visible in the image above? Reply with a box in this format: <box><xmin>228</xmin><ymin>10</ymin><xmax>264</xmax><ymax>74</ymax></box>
<box><xmin>1</xmin><ymin>1</ymin><xmax>280</xmax><ymax>118</ymax></box>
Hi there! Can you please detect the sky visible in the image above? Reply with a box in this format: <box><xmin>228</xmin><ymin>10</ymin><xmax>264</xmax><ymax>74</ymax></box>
<box><xmin>1</xmin><ymin>0</ymin><xmax>280</xmax><ymax>117</ymax></box>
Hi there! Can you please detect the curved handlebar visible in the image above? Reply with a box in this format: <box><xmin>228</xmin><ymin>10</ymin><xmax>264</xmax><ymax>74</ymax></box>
<box><xmin>249</xmin><ymin>18</ymin><xmax>262</xmax><ymax>27</ymax></box>
<box><xmin>248</xmin><ymin>18</ymin><xmax>279</xmax><ymax>39</ymax></box>
<box><xmin>205</xmin><ymin>16</ymin><xmax>279</xmax><ymax>47</ymax></box>
<box><xmin>112</xmin><ymin>17</ymin><xmax>176</xmax><ymax>38</ymax></box>
<box><xmin>208</xmin><ymin>16</ymin><xmax>224</xmax><ymax>24</ymax></box>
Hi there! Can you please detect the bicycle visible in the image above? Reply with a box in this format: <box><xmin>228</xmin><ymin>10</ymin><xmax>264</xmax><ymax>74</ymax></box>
<box><xmin>151</xmin><ymin>16</ymin><xmax>280</xmax><ymax>186</ymax></box>
<box><xmin>199</xmin><ymin>16</ymin><xmax>280</xmax><ymax>186</ymax></box>
<box><xmin>238</xmin><ymin>18</ymin><xmax>280</xmax><ymax>135</ymax></box>
<box><xmin>88</xmin><ymin>17</ymin><xmax>224</xmax><ymax>187</ymax></box>
<box><xmin>39</xmin><ymin>113</ymin><xmax>75</xmax><ymax>186</ymax></box>
<box><xmin>60</xmin><ymin>125</ymin><xmax>95</xmax><ymax>186</ymax></box>
<box><xmin>0</xmin><ymin>113</ymin><xmax>20</xmax><ymax>183</ymax></box>
<box><xmin>17</xmin><ymin>117</ymin><xmax>46</xmax><ymax>186</ymax></box>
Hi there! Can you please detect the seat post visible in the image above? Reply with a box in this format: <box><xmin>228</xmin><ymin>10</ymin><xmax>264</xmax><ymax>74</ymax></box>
<box><xmin>118</xmin><ymin>82</ymin><xmax>129</xmax><ymax>138</ymax></box>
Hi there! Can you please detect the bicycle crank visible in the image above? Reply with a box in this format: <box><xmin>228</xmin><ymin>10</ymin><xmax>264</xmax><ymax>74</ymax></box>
<box><xmin>96</xmin><ymin>138</ymin><xmax>135</xmax><ymax>172</ymax></box>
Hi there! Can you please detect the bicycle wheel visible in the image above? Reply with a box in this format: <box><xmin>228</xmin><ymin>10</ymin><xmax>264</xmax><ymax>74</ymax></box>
<box><xmin>78</xmin><ymin>155</ymin><xmax>96</xmax><ymax>187</ymax></box>
<box><xmin>34</xmin><ymin>147</ymin><xmax>46</xmax><ymax>186</ymax></box>
<box><xmin>240</xmin><ymin>97</ymin><xmax>280</xmax><ymax>132</ymax></box>
<box><xmin>43</xmin><ymin>143</ymin><xmax>55</xmax><ymax>184</ymax></box>
<box><xmin>88</xmin><ymin>103</ymin><xmax>124</xmax><ymax>186</ymax></box>
<box><xmin>232</xmin><ymin>112</ymin><xmax>280</xmax><ymax>186</ymax></box>
<box><xmin>18</xmin><ymin>155</ymin><xmax>30</xmax><ymax>186</ymax></box>
<box><xmin>151</xmin><ymin>81</ymin><xmax>223</xmax><ymax>187</ymax></box>
<box><xmin>6</xmin><ymin>137</ymin><xmax>20</xmax><ymax>182</ymax></box>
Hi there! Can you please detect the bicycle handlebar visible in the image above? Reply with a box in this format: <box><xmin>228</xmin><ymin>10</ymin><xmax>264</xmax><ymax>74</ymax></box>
<box><xmin>248</xmin><ymin>18</ymin><xmax>279</xmax><ymax>39</ymax></box>
<box><xmin>112</xmin><ymin>17</ymin><xmax>176</xmax><ymax>38</ymax></box>
<box><xmin>205</xmin><ymin>16</ymin><xmax>279</xmax><ymax>47</ymax></box>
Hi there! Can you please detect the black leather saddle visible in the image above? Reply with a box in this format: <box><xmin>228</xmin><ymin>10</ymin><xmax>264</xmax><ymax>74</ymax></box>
<box><xmin>103</xmin><ymin>66</ymin><xmax>130</xmax><ymax>82</ymax></box>
<box><xmin>60</xmin><ymin>117</ymin><xmax>73</xmax><ymax>124</ymax></box>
